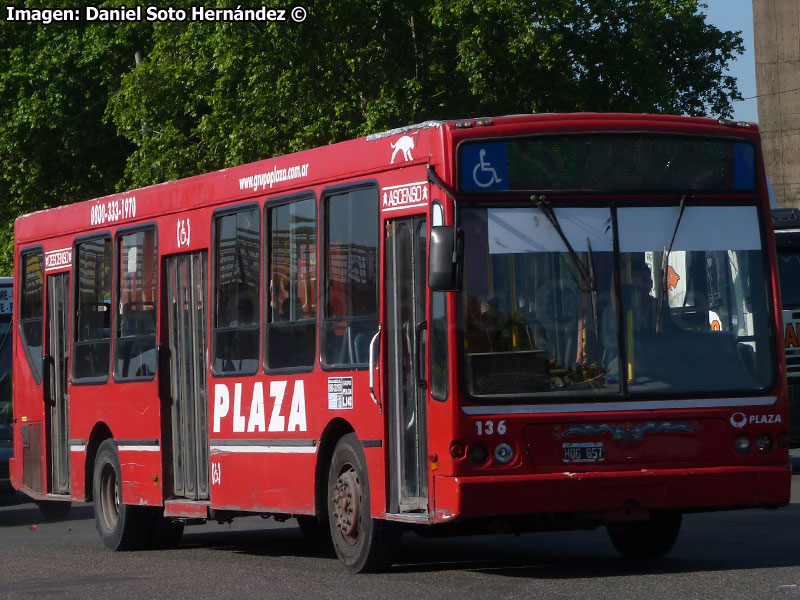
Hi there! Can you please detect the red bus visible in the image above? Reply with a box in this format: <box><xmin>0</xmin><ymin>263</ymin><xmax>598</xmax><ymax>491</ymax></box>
<box><xmin>10</xmin><ymin>114</ymin><xmax>790</xmax><ymax>571</ymax></box>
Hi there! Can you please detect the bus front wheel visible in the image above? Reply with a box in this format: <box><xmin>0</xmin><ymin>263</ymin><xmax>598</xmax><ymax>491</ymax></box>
<box><xmin>327</xmin><ymin>433</ymin><xmax>395</xmax><ymax>572</ymax></box>
<box><xmin>92</xmin><ymin>439</ymin><xmax>151</xmax><ymax>550</ymax></box>
<box><xmin>607</xmin><ymin>512</ymin><xmax>682</xmax><ymax>559</ymax></box>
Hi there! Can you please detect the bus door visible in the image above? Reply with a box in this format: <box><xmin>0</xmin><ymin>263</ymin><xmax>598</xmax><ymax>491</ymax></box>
<box><xmin>165</xmin><ymin>252</ymin><xmax>209</xmax><ymax>500</ymax></box>
<box><xmin>385</xmin><ymin>215</ymin><xmax>428</xmax><ymax>513</ymax></box>
<box><xmin>44</xmin><ymin>272</ymin><xmax>70</xmax><ymax>495</ymax></box>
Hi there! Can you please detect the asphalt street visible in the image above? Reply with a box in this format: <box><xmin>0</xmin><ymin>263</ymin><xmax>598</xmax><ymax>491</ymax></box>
<box><xmin>1</xmin><ymin>477</ymin><xmax>800</xmax><ymax>600</ymax></box>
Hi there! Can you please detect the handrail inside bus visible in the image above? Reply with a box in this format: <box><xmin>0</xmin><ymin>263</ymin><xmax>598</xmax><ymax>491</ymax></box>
<box><xmin>369</xmin><ymin>325</ymin><xmax>382</xmax><ymax>413</ymax></box>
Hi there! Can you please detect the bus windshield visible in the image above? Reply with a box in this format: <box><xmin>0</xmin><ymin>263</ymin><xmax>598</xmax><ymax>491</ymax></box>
<box><xmin>459</xmin><ymin>204</ymin><xmax>774</xmax><ymax>399</ymax></box>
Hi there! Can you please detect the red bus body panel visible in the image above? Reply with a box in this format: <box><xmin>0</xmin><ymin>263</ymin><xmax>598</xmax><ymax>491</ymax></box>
<box><xmin>9</xmin><ymin>114</ymin><xmax>789</xmax><ymax>527</ymax></box>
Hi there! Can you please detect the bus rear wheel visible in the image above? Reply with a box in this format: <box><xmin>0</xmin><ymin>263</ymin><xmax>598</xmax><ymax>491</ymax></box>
<box><xmin>607</xmin><ymin>512</ymin><xmax>682</xmax><ymax>559</ymax></box>
<box><xmin>93</xmin><ymin>439</ymin><xmax>151</xmax><ymax>550</ymax></box>
<box><xmin>327</xmin><ymin>433</ymin><xmax>394</xmax><ymax>572</ymax></box>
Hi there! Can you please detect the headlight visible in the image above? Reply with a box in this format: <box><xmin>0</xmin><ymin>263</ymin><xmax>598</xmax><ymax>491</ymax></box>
<box><xmin>756</xmin><ymin>434</ymin><xmax>773</xmax><ymax>453</ymax></box>
<box><xmin>733</xmin><ymin>435</ymin><xmax>750</xmax><ymax>454</ymax></box>
<box><xmin>493</xmin><ymin>443</ymin><xmax>515</xmax><ymax>464</ymax></box>
<box><xmin>468</xmin><ymin>443</ymin><xmax>489</xmax><ymax>464</ymax></box>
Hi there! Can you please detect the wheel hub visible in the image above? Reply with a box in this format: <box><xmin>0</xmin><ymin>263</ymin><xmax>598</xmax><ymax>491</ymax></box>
<box><xmin>332</xmin><ymin>468</ymin><xmax>359</xmax><ymax>540</ymax></box>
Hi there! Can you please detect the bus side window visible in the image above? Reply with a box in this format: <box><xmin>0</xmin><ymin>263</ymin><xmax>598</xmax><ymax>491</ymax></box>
<box><xmin>322</xmin><ymin>186</ymin><xmax>379</xmax><ymax>367</ymax></box>
<box><xmin>73</xmin><ymin>237</ymin><xmax>112</xmax><ymax>381</ymax></box>
<box><xmin>19</xmin><ymin>250</ymin><xmax>45</xmax><ymax>383</ymax></box>
<box><xmin>212</xmin><ymin>207</ymin><xmax>260</xmax><ymax>374</ymax></box>
<box><xmin>266</xmin><ymin>196</ymin><xmax>317</xmax><ymax>371</ymax></box>
<box><xmin>115</xmin><ymin>228</ymin><xmax>158</xmax><ymax>380</ymax></box>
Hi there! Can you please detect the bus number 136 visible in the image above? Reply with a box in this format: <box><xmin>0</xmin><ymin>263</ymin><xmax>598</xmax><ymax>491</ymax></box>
<box><xmin>476</xmin><ymin>420</ymin><xmax>506</xmax><ymax>436</ymax></box>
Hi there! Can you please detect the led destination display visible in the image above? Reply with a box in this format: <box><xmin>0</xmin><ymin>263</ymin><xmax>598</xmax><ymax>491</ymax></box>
<box><xmin>459</xmin><ymin>134</ymin><xmax>755</xmax><ymax>193</ymax></box>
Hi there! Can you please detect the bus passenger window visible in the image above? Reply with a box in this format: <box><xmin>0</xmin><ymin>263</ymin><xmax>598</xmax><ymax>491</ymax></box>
<box><xmin>266</xmin><ymin>197</ymin><xmax>316</xmax><ymax>370</ymax></box>
<box><xmin>213</xmin><ymin>207</ymin><xmax>260</xmax><ymax>374</ymax></box>
<box><xmin>73</xmin><ymin>237</ymin><xmax>112</xmax><ymax>381</ymax></box>
<box><xmin>322</xmin><ymin>187</ymin><xmax>379</xmax><ymax>367</ymax></box>
<box><xmin>115</xmin><ymin>229</ymin><xmax>157</xmax><ymax>380</ymax></box>
<box><xmin>19</xmin><ymin>250</ymin><xmax>45</xmax><ymax>383</ymax></box>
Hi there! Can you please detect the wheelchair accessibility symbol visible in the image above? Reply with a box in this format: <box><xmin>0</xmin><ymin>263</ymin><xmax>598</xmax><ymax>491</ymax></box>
<box><xmin>473</xmin><ymin>149</ymin><xmax>502</xmax><ymax>188</ymax></box>
<box><xmin>461</xmin><ymin>142</ymin><xmax>508</xmax><ymax>191</ymax></box>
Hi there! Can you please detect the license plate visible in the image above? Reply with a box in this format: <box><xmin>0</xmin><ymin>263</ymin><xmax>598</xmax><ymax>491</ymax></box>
<box><xmin>562</xmin><ymin>442</ymin><xmax>605</xmax><ymax>463</ymax></box>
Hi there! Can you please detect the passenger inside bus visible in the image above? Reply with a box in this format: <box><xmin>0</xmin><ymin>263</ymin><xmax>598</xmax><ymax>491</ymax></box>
<box><xmin>468</xmin><ymin>293</ymin><xmax>511</xmax><ymax>353</ymax></box>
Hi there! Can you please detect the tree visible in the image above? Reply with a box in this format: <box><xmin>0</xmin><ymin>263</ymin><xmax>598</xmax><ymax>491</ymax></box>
<box><xmin>0</xmin><ymin>0</ymin><xmax>743</xmax><ymax>270</ymax></box>
<box><xmin>108</xmin><ymin>0</ymin><xmax>743</xmax><ymax>189</ymax></box>
<box><xmin>430</xmin><ymin>0</ymin><xmax>743</xmax><ymax>117</ymax></box>
<box><xmin>0</xmin><ymin>13</ymin><xmax>151</xmax><ymax>273</ymax></box>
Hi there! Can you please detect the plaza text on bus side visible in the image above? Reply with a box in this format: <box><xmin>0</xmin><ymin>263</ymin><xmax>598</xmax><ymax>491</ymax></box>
<box><xmin>10</xmin><ymin>113</ymin><xmax>790</xmax><ymax>572</ymax></box>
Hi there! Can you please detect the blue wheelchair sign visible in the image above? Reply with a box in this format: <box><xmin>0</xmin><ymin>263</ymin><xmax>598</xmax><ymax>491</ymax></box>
<box><xmin>460</xmin><ymin>142</ymin><xmax>509</xmax><ymax>191</ymax></box>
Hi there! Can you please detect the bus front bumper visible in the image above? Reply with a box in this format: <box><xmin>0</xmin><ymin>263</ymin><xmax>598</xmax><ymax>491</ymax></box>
<box><xmin>432</xmin><ymin>465</ymin><xmax>791</xmax><ymax>523</ymax></box>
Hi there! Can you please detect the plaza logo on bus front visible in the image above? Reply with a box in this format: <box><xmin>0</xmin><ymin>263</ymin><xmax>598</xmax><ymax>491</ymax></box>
<box><xmin>213</xmin><ymin>380</ymin><xmax>306</xmax><ymax>433</ymax></box>
<box><xmin>729</xmin><ymin>412</ymin><xmax>782</xmax><ymax>428</ymax></box>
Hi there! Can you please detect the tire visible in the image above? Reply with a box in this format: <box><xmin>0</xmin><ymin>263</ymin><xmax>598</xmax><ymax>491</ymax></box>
<box><xmin>327</xmin><ymin>433</ymin><xmax>395</xmax><ymax>572</ymax></box>
<box><xmin>607</xmin><ymin>513</ymin><xmax>682</xmax><ymax>559</ymax></box>
<box><xmin>92</xmin><ymin>439</ymin><xmax>152</xmax><ymax>550</ymax></box>
<box><xmin>36</xmin><ymin>499</ymin><xmax>71</xmax><ymax>521</ymax></box>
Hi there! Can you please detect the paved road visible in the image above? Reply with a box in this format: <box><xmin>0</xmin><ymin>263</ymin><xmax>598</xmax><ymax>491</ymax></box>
<box><xmin>2</xmin><ymin>480</ymin><xmax>800</xmax><ymax>600</ymax></box>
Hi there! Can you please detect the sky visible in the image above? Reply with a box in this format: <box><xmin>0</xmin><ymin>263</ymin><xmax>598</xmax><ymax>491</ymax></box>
<box><xmin>701</xmin><ymin>0</ymin><xmax>758</xmax><ymax>122</ymax></box>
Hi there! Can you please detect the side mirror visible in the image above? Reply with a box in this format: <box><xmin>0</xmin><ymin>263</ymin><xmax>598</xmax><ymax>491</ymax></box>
<box><xmin>428</xmin><ymin>226</ymin><xmax>463</xmax><ymax>291</ymax></box>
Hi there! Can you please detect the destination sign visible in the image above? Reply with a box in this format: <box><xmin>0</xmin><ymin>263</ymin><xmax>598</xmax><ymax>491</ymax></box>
<box><xmin>459</xmin><ymin>134</ymin><xmax>756</xmax><ymax>194</ymax></box>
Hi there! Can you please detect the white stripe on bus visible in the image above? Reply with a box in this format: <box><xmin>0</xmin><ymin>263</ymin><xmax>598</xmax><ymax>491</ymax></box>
<box><xmin>210</xmin><ymin>445</ymin><xmax>317</xmax><ymax>454</ymax></box>
<box><xmin>460</xmin><ymin>396</ymin><xmax>778</xmax><ymax>416</ymax></box>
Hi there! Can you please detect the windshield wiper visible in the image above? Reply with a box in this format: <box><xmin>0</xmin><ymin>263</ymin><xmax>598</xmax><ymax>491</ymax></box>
<box><xmin>657</xmin><ymin>194</ymin><xmax>689</xmax><ymax>331</ymax></box>
<box><xmin>536</xmin><ymin>197</ymin><xmax>598</xmax><ymax>334</ymax></box>
<box><xmin>586</xmin><ymin>237</ymin><xmax>598</xmax><ymax>337</ymax></box>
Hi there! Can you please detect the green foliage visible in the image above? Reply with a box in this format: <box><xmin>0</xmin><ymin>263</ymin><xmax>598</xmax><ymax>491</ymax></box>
<box><xmin>109</xmin><ymin>0</ymin><xmax>743</xmax><ymax>189</ymax></box>
<box><xmin>0</xmin><ymin>5</ymin><xmax>152</xmax><ymax>273</ymax></box>
<box><xmin>0</xmin><ymin>0</ymin><xmax>744</xmax><ymax>270</ymax></box>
